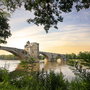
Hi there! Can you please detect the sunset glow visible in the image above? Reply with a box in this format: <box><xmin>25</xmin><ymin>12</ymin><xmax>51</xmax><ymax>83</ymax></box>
<box><xmin>0</xmin><ymin>6</ymin><xmax>90</xmax><ymax>55</ymax></box>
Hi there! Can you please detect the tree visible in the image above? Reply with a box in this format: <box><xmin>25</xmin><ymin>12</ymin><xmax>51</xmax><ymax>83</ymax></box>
<box><xmin>70</xmin><ymin>53</ymin><xmax>76</xmax><ymax>59</ymax></box>
<box><xmin>0</xmin><ymin>0</ymin><xmax>90</xmax><ymax>43</ymax></box>
<box><xmin>65</xmin><ymin>53</ymin><xmax>72</xmax><ymax>59</ymax></box>
<box><xmin>77</xmin><ymin>51</ymin><xmax>83</xmax><ymax>59</ymax></box>
<box><xmin>77</xmin><ymin>51</ymin><xmax>90</xmax><ymax>62</ymax></box>
<box><xmin>0</xmin><ymin>9</ymin><xmax>11</xmax><ymax>44</ymax></box>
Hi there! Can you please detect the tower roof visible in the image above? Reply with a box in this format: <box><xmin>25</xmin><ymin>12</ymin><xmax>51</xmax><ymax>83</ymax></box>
<box><xmin>26</xmin><ymin>41</ymin><xmax>30</xmax><ymax>44</ymax></box>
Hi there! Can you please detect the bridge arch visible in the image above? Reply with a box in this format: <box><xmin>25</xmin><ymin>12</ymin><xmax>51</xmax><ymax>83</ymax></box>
<box><xmin>0</xmin><ymin>47</ymin><xmax>24</xmax><ymax>61</ymax></box>
<box><xmin>0</xmin><ymin>49</ymin><xmax>23</xmax><ymax>60</ymax></box>
<box><xmin>56</xmin><ymin>54</ymin><xmax>63</xmax><ymax>62</ymax></box>
<box><xmin>39</xmin><ymin>52</ymin><xmax>50</xmax><ymax>61</ymax></box>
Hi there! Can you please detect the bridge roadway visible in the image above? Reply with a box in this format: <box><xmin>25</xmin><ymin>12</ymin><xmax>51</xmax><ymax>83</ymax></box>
<box><xmin>0</xmin><ymin>46</ymin><xmax>66</xmax><ymax>62</ymax></box>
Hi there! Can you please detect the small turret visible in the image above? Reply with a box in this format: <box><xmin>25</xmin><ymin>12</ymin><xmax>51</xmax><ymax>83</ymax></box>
<box><xmin>24</xmin><ymin>41</ymin><xmax>30</xmax><ymax>54</ymax></box>
<box><xmin>26</xmin><ymin>41</ymin><xmax>30</xmax><ymax>46</ymax></box>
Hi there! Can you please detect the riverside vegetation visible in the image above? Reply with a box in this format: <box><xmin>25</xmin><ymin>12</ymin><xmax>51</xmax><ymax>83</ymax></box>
<box><xmin>65</xmin><ymin>51</ymin><xmax>90</xmax><ymax>62</ymax></box>
<box><xmin>0</xmin><ymin>55</ymin><xmax>18</xmax><ymax>60</ymax></box>
<box><xmin>0</xmin><ymin>55</ymin><xmax>45</xmax><ymax>60</ymax></box>
<box><xmin>0</xmin><ymin>57</ymin><xmax>90</xmax><ymax>90</ymax></box>
<box><xmin>65</xmin><ymin>51</ymin><xmax>90</xmax><ymax>67</ymax></box>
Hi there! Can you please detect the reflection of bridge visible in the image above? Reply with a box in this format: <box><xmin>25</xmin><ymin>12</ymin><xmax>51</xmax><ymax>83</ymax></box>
<box><xmin>0</xmin><ymin>41</ymin><xmax>66</xmax><ymax>62</ymax></box>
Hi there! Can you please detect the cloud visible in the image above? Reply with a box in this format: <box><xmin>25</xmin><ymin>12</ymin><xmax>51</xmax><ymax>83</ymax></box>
<box><xmin>8</xmin><ymin>7</ymin><xmax>35</xmax><ymax>31</ymax></box>
<box><xmin>1</xmin><ymin>23</ymin><xmax>89</xmax><ymax>50</ymax></box>
<box><xmin>1</xmin><ymin>6</ymin><xmax>90</xmax><ymax>55</ymax></box>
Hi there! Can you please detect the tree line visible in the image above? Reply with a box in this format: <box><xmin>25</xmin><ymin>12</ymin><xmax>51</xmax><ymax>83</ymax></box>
<box><xmin>0</xmin><ymin>55</ymin><xmax>18</xmax><ymax>60</ymax></box>
<box><xmin>65</xmin><ymin>51</ymin><xmax>90</xmax><ymax>62</ymax></box>
<box><xmin>0</xmin><ymin>54</ymin><xmax>45</xmax><ymax>60</ymax></box>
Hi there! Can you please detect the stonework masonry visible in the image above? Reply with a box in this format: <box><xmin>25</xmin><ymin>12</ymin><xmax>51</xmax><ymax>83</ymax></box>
<box><xmin>24</xmin><ymin>41</ymin><xmax>39</xmax><ymax>58</ymax></box>
<box><xmin>0</xmin><ymin>41</ymin><xmax>66</xmax><ymax>62</ymax></box>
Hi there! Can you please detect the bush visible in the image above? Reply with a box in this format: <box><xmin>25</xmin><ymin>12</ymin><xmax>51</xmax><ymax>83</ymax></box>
<box><xmin>0</xmin><ymin>68</ymin><xmax>10</xmax><ymax>82</ymax></box>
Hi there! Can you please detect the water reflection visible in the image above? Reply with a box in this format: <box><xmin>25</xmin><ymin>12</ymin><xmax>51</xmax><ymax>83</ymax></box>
<box><xmin>16</xmin><ymin>62</ymin><xmax>40</xmax><ymax>71</ymax></box>
<box><xmin>40</xmin><ymin>60</ymin><xmax>75</xmax><ymax>81</ymax></box>
<box><xmin>0</xmin><ymin>60</ymin><xmax>75</xmax><ymax>81</ymax></box>
<box><xmin>0</xmin><ymin>60</ymin><xmax>20</xmax><ymax>72</ymax></box>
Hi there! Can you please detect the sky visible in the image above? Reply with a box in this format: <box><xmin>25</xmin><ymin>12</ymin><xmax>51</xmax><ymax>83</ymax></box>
<box><xmin>0</xmin><ymin>5</ymin><xmax>90</xmax><ymax>55</ymax></box>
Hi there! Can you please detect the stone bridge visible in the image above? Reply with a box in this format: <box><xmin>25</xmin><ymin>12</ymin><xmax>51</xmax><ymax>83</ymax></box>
<box><xmin>0</xmin><ymin>46</ymin><xmax>29</xmax><ymax>61</ymax></box>
<box><xmin>0</xmin><ymin>41</ymin><xmax>66</xmax><ymax>62</ymax></box>
<box><xmin>39</xmin><ymin>51</ymin><xmax>66</xmax><ymax>62</ymax></box>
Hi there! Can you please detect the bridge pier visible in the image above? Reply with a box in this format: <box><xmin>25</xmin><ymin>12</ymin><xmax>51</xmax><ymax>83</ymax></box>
<box><xmin>49</xmin><ymin>58</ymin><xmax>57</xmax><ymax>62</ymax></box>
<box><xmin>23</xmin><ymin>56</ymin><xmax>40</xmax><ymax>63</ymax></box>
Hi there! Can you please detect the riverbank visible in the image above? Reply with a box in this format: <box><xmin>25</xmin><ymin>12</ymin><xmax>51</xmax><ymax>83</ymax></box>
<box><xmin>0</xmin><ymin>67</ymin><xmax>90</xmax><ymax>90</ymax></box>
<box><xmin>68</xmin><ymin>59</ymin><xmax>90</xmax><ymax>67</ymax></box>
<box><xmin>0</xmin><ymin>59</ymin><xmax>90</xmax><ymax>90</ymax></box>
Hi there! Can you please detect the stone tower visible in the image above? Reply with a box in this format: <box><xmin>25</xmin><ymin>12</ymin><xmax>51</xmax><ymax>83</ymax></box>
<box><xmin>30</xmin><ymin>42</ymin><xmax>39</xmax><ymax>58</ymax></box>
<box><xmin>24</xmin><ymin>41</ymin><xmax>39</xmax><ymax>58</ymax></box>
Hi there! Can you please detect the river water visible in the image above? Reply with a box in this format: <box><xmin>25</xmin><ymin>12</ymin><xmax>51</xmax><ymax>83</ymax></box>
<box><xmin>0</xmin><ymin>59</ymin><xmax>75</xmax><ymax>81</ymax></box>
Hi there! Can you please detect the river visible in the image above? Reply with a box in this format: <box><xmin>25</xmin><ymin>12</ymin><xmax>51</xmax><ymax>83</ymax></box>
<box><xmin>0</xmin><ymin>59</ymin><xmax>75</xmax><ymax>81</ymax></box>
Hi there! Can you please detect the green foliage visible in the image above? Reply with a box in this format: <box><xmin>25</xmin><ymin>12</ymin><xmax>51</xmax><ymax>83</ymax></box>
<box><xmin>66</xmin><ymin>51</ymin><xmax>90</xmax><ymax>62</ymax></box>
<box><xmin>49</xmin><ymin>70</ymin><xmax>69</xmax><ymax>90</ymax></box>
<box><xmin>70</xmin><ymin>78</ymin><xmax>90</xmax><ymax>90</ymax></box>
<box><xmin>0</xmin><ymin>55</ymin><xmax>18</xmax><ymax>60</ymax></box>
<box><xmin>0</xmin><ymin>11</ymin><xmax>11</xmax><ymax>44</ymax></box>
<box><xmin>0</xmin><ymin>68</ymin><xmax>10</xmax><ymax>82</ymax></box>
<box><xmin>9</xmin><ymin>57</ymin><xmax>69</xmax><ymax>90</ymax></box>
<box><xmin>65</xmin><ymin>53</ymin><xmax>76</xmax><ymax>59</ymax></box>
<box><xmin>56</xmin><ymin>55</ymin><xmax>59</xmax><ymax>59</ymax></box>
<box><xmin>20</xmin><ymin>57</ymin><xmax>37</xmax><ymax>77</ymax></box>
<box><xmin>39</xmin><ymin>55</ymin><xmax>45</xmax><ymax>60</ymax></box>
<box><xmin>74</xmin><ymin>62</ymin><xmax>90</xmax><ymax>81</ymax></box>
<box><xmin>0</xmin><ymin>0</ymin><xmax>90</xmax><ymax>43</ymax></box>
<box><xmin>77</xmin><ymin>51</ymin><xmax>90</xmax><ymax>62</ymax></box>
<box><xmin>68</xmin><ymin>60</ymin><xmax>75</xmax><ymax>66</ymax></box>
<box><xmin>68</xmin><ymin>61</ymin><xmax>90</xmax><ymax>90</ymax></box>
<box><xmin>80</xmin><ymin>62</ymin><xmax>90</xmax><ymax>67</ymax></box>
<box><xmin>0</xmin><ymin>0</ymin><xmax>90</xmax><ymax>33</ymax></box>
